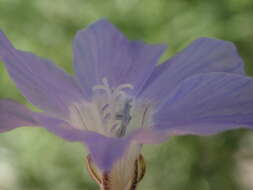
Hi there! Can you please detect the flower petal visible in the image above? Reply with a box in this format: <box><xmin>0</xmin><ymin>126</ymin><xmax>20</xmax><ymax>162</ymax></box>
<box><xmin>131</xmin><ymin>128</ymin><xmax>169</xmax><ymax>144</ymax></box>
<box><xmin>0</xmin><ymin>31</ymin><xmax>84</xmax><ymax>118</ymax></box>
<box><xmin>154</xmin><ymin>72</ymin><xmax>253</xmax><ymax>136</ymax></box>
<box><xmin>0</xmin><ymin>99</ymin><xmax>133</xmax><ymax>171</ymax></box>
<box><xmin>0</xmin><ymin>99</ymin><xmax>38</xmax><ymax>132</ymax></box>
<box><xmin>38</xmin><ymin>114</ymin><xmax>132</xmax><ymax>171</ymax></box>
<box><xmin>139</xmin><ymin>38</ymin><xmax>245</xmax><ymax>105</ymax></box>
<box><xmin>36</xmin><ymin>119</ymin><xmax>134</xmax><ymax>172</ymax></box>
<box><xmin>73</xmin><ymin>19</ymin><xmax>166</xmax><ymax>96</ymax></box>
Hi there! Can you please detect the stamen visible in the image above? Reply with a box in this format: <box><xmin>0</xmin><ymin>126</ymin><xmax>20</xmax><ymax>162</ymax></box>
<box><xmin>114</xmin><ymin>84</ymin><xmax>134</xmax><ymax>99</ymax></box>
<box><xmin>92</xmin><ymin>85</ymin><xmax>112</xmax><ymax>96</ymax></box>
<box><xmin>92</xmin><ymin>78</ymin><xmax>112</xmax><ymax>96</ymax></box>
<box><xmin>110</xmin><ymin>123</ymin><xmax>119</xmax><ymax>132</ymax></box>
<box><xmin>102</xmin><ymin>77</ymin><xmax>109</xmax><ymax>88</ymax></box>
<box><xmin>93</xmin><ymin>78</ymin><xmax>133</xmax><ymax>98</ymax></box>
<box><xmin>101</xmin><ymin>104</ymin><xmax>110</xmax><ymax>112</ymax></box>
<box><xmin>116</xmin><ymin>124</ymin><xmax>127</xmax><ymax>137</ymax></box>
<box><xmin>114</xmin><ymin>99</ymin><xmax>133</xmax><ymax>137</ymax></box>
<box><xmin>116</xmin><ymin>84</ymin><xmax>134</xmax><ymax>91</ymax></box>
<box><xmin>103</xmin><ymin>113</ymin><xmax>111</xmax><ymax>121</ymax></box>
<box><xmin>101</xmin><ymin>105</ymin><xmax>112</xmax><ymax>119</ymax></box>
<box><xmin>92</xmin><ymin>78</ymin><xmax>134</xmax><ymax>137</ymax></box>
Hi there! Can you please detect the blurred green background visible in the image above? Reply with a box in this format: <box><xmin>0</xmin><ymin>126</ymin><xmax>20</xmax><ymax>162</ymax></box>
<box><xmin>1</xmin><ymin>0</ymin><xmax>253</xmax><ymax>189</ymax></box>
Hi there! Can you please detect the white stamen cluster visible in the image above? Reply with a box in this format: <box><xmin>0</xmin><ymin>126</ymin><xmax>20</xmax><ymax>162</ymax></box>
<box><xmin>69</xmin><ymin>78</ymin><xmax>153</xmax><ymax>137</ymax></box>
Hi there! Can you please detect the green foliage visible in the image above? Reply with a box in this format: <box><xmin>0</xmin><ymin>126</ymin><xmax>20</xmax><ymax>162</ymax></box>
<box><xmin>0</xmin><ymin>0</ymin><xmax>253</xmax><ymax>189</ymax></box>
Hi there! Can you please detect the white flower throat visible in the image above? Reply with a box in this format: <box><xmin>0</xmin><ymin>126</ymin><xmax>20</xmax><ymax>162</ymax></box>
<box><xmin>69</xmin><ymin>78</ymin><xmax>153</xmax><ymax>137</ymax></box>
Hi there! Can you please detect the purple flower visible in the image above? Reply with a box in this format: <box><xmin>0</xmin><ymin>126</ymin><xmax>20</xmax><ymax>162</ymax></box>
<box><xmin>0</xmin><ymin>19</ymin><xmax>253</xmax><ymax>189</ymax></box>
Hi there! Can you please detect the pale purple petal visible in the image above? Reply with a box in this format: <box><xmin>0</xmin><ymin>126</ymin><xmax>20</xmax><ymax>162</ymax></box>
<box><xmin>139</xmin><ymin>38</ymin><xmax>245</xmax><ymax>105</ymax></box>
<box><xmin>0</xmin><ymin>100</ymin><xmax>38</xmax><ymax>132</ymax></box>
<box><xmin>131</xmin><ymin>128</ymin><xmax>169</xmax><ymax>144</ymax></box>
<box><xmin>0</xmin><ymin>31</ymin><xmax>84</xmax><ymax>119</ymax></box>
<box><xmin>73</xmin><ymin>19</ymin><xmax>166</xmax><ymax>96</ymax></box>
<box><xmin>154</xmin><ymin>73</ymin><xmax>253</xmax><ymax>136</ymax></box>
<box><xmin>37</xmin><ymin>114</ymin><xmax>132</xmax><ymax>171</ymax></box>
<box><xmin>0</xmin><ymin>100</ymin><xmax>132</xmax><ymax>171</ymax></box>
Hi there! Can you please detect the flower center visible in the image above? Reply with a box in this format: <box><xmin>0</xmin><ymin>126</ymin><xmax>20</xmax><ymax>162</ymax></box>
<box><xmin>69</xmin><ymin>78</ymin><xmax>154</xmax><ymax>137</ymax></box>
<box><xmin>92</xmin><ymin>78</ymin><xmax>134</xmax><ymax>137</ymax></box>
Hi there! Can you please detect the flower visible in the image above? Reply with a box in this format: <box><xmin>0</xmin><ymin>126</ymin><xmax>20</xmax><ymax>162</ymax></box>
<box><xmin>1</xmin><ymin>19</ymin><xmax>253</xmax><ymax>189</ymax></box>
